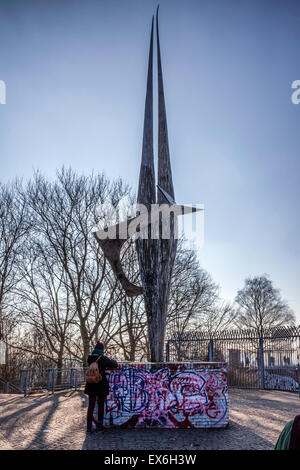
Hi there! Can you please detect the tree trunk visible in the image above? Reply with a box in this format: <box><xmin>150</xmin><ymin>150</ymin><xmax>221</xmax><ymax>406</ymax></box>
<box><xmin>80</xmin><ymin>324</ymin><xmax>90</xmax><ymax>366</ymax></box>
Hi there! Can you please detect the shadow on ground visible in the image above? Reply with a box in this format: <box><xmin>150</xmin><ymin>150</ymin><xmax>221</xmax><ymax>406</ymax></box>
<box><xmin>81</xmin><ymin>421</ymin><xmax>274</xmax><ymax>450</ymax></box>
<box><xmin>1</xmin><ymin>388</ymin><xmax>297</xmax><ymax>450</ymax></box>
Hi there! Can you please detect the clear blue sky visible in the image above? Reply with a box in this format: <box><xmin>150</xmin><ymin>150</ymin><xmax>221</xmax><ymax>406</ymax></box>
<box><xmin>0</xmin><ymin>0</ymin><xmax>299</xmax><ymax>321</ymax></box>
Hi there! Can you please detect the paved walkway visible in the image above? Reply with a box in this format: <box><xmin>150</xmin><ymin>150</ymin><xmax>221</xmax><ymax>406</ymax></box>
<box><xmin>0</xmin><ymin>388</ymin><xmax>299</xmax><ymax>450</ymax></box>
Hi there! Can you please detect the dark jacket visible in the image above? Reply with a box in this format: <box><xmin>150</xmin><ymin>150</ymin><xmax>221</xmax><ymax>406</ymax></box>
<box><xmin>275</xmin><ymin>414</ymin><xmax>300</xmax><ymax>450</ymax></box>
<box><xmin>84</xmin><ymin>354</ymin><xmax>118</xmax><ymax>396</ymax></box>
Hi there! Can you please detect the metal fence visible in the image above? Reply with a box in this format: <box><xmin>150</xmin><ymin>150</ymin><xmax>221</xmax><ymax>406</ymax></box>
<box><xmin>166</xmin><ymin>326</ymin><xmax>300</xmax><ymax>392</ymax></box>
<box><xmin>0</xmin><ymin>377</ymin><xmax>19</xmax><ymax>394</ymax></box>
<box><xmin>2</xmin><ymin>327</ymin><xmax>300</xmax><ymax>396</ymax></box>
<box><xmin>18</xmin><ymin>368</ymin><xmax>87</xmax><ymax>396</ymax></box>
<box><xmin>17</xmin><ymin>362</ymin><xmax>141</xmax><ymax>396</ymax></box>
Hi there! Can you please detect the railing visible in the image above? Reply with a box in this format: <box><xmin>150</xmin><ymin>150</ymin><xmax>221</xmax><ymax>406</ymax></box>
<box><xmin>18</xmin><ymin>361</ymin><xmax>141</xmax><ymax>396</ymax></box>
<box><xmin>0</xmin><ymin>377</ymin><xmax>20</xmax><ymax>394</ymax></box>
<box><xmin>166</xmin><ymin>326</ymin><xmax>300</xmax><ymax>394</ymax></box>
<box><xmin>18</xmin><ymin>368</ymin><xmax>88</xmax><ymax>397</ymax></box>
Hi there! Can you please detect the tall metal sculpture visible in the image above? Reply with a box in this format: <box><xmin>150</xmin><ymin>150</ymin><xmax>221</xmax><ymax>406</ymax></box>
<box><xmin>136</xmin><ymin>9</ymin><xmax>177</xmax><ymax>362</ymax></box>
<box><xmin>94</xmin><ymin>8</ymin><xmax>201</xmax><ymax>362</ymax></box>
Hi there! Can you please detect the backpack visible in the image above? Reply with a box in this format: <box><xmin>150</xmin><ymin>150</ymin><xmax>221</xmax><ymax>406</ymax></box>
<box><xmin>85</xmin><ymin>355</ymin><xmax>102</xmax><ymax>384</ymax></box>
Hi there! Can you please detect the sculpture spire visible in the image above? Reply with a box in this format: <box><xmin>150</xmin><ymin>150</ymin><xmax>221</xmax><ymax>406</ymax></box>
<box><xmin>136</xmin><ymin>16</ymin><xmax>160</xmax><ymax>362</ymax></box>
<box><xmin>95</xmin><ymin>11</ymin><xmax>201</xmax><ymax>361</ymax></box>
<box><xmin>156</xmin><ymin>6</ymin><xmax>175</xmax><ymax>203</ymax></box>
<box><xmin>155</xmin><ymin>6</ymin><xmax>177</xmax><ymax>361</ymax></box>
<box><xmin>137</xmin><ymin>16</ymin><xmax>155</xmax><ymax>209</ymax></box>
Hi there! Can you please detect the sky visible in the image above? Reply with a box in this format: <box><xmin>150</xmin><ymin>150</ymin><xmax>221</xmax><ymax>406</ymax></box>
<box><xmin>0</xmin><ymin>0</ymin><xmax>300</xmax><ymax>322</ymax></box>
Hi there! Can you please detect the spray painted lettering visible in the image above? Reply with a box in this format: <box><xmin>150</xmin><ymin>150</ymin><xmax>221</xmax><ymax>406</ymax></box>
<box><xmin>104</xmin><ymin>362</ymin><xmax>228</xmax><ymax>428</ymax></box>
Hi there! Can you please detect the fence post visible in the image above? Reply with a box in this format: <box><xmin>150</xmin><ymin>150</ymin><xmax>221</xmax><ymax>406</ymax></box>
<box><xmin>209</xmin><ymin>340</ymin><xmax>214</xmax><ymax>362</ymax></box>
<box><xmin>296</xmin><ymin>367</ymin><xmax>300</xmax><ymax>397</ymax></box>
<box><xmin>51</xmin><ymin>369</ymin><xmax>55</xmax><ymax>393</ymax></box>
<box><xmin>46</xmin><ymin>369</ymin><xmax>51</xmax><ymax>391</ymax></box>
<box><xmin>259</xmin><ymin>337</ymin><xmax>265</xmax><ymax>390</ymax></box>
<box><xmin>19</xmin><ymin>370</ymin><xmax>24</xmax><ymax>394</ymax></box>
<box><xmin>75</xmin><ymin>369</ymin><xmax>78</xmax><ymax>391</ymax></box>
<box><xmin>166</xmin><ymin>341</ymin><xmax>170</xmax><ymax>362</ymax></box>
<box><xmin>5</xmin><ymin>381</ymin><xmax>8</xmax><ymax>394</ymax></box>
<box><xmin>24</xmin><ymin>370</ymin><xmax>29</xmax><ymax>397</ymax></box>
<box><xmin>70</xmin><ymin>369</ymin><xmax>74</xmax><ymax>389</ymax></box>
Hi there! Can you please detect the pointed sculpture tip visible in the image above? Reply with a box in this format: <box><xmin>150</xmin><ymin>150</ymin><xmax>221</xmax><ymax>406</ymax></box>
<box><xmin>156</xmin><ymin>4</ymin><xmax>159</xmax><ymax>17</ymax></box>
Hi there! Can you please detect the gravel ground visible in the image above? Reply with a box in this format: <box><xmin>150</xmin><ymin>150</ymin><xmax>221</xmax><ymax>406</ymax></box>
<box><xmin>0</xmin><ymin>388</ymin><xmax>299</xmax><ymax>450</ymax></box>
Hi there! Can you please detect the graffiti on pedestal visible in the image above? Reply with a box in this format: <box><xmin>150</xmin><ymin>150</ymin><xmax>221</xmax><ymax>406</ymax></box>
<box><xmin>105</xmin><ymin>364</ymin><xmax>228</xmax><ymax>428</ymax></box>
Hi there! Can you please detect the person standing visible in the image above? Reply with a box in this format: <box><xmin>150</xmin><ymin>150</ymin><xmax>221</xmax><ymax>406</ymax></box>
<box><xmin>84</xmin><ymin>341</ymin><xmax>118</xmax><ymax>433</ymax></box>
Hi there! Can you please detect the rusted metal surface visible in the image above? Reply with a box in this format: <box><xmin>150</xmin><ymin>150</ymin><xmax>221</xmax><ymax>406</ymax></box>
<box><xmin>136</xmin><ymin>9</ymin><xmax>177</xmax><ymax>361</ymax></box>
<box><xmin>95</xmin><ymin>10</ymin><xmax>188</xmax><ymax>361</ymax></box>
<box><xmin>94</xmin><ymin>235</ymin><xmax>143</xmax><ymax>297</ymax></box>
<box><xmin>136</xmin><ymin>15</ymin><xmax>161</xmax><ymax>361</ymax></box>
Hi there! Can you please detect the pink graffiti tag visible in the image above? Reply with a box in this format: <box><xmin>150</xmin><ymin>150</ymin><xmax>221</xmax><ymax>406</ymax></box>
<box><xmin>105</xmin><ymin>364</ymin><xmax>228</xmax><ymax>428</ymax></box>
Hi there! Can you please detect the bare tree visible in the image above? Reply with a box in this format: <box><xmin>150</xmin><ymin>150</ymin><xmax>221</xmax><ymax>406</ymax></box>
<box><xmin>93</xmin><ymin>238</ymin><xmax>148</xmax><ymax>361</ymax></box>
<box><xmin>167</xmin><ymin>245</ymin><xmax>219</xmax><ymax>337</ymax></box>
<box><xmin>0</xmin><ymin>180</ymin><xmax>30</xmax><ymax>363</ymax></box>
<box><xmin>234</xmin><ymin>275</ymin><xmax>295</xmax><ymax>336</ymax></box>
<box><xmin>12</xmin><ymin>242</ymin><xmax>77</xmax><ymax>371</ymax></box>
<box><xmin>195</xmin><ymin>301</ymin><xmax>236</xmax><ymax>335</ymax></box>
<box><xmin>25</xmin><ymin>168</ymin><xmax>130</xmax><ymax>364</ymax></box>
